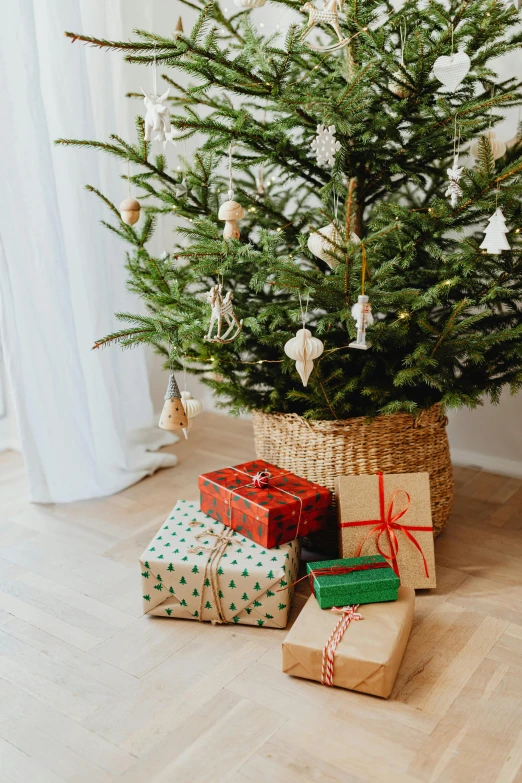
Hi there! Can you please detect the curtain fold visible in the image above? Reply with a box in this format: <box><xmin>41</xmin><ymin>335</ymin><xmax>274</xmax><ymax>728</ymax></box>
<box><xmin>0</xmin><ymin>0</ymin><xmax>176</xmax><ymax>503</ymax></box>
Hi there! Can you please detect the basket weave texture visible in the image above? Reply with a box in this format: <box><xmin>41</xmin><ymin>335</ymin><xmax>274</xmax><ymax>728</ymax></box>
<box><xmin>252</xmin><ymin>404</ymin><xmax>453</xmax><ymax>547</ymax></box>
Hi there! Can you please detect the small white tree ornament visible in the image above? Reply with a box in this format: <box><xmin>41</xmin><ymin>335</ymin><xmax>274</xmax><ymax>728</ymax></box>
<box><xmin>307</xmin><ymin>223</ymin><xmax>343</xmax><ymax>267</ymax></box>
<box><xmin>142</xmin><ymin>89</ymin><xmax>171</xmax><ymax>143</ymax></box>
<box><xmin>311</xmin><ymin>124</ymin><xmax>341</xmax><ymax>167</ymax></box>
<box><xmin>445</xmin><ymin>155</ymin><xmax>463</xmax><ymax>208</ymax></box>
<box><xmin>299</xmin><ymin>0</ymin><xmax>352</xmax><ymax>53</ymax></box>
<box><xmin>432</xmin><ymin>48</ymin><xmax>471</xmax><ymax>92</ymax></box>
<box><xmin>480</xmin><ymin>208</ymin><xmax>511</xmax><ymax>255</ymax></box>
<box><xmin>349</xmin><ymin>295</ymin><xmax>374</xmax><ymax>350</ymax></box>
<box><xmin>284</xmin><ymin>328</ymin><xmax>324</xmax><ymax>386</ymax></box>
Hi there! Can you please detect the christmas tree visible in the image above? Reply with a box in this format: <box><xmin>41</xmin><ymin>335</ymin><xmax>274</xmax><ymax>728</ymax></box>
<box><xmin>57</xmin><ymin>0</ymin><xmax>522</xmax><ymax>420</ymax></box>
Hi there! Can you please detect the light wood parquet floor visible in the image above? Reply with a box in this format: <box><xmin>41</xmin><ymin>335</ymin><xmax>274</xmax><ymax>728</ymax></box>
<box><xmin>0</xmin><ymin>412</ymin><xmax>521</xmax><ymax>783</ymax></box>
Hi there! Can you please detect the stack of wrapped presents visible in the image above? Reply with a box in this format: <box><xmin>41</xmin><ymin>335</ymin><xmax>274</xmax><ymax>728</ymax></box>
<box><xmin>140</xmin><ymin>460</ymin><xmax>437</xmax><ymax>699</ymax></box>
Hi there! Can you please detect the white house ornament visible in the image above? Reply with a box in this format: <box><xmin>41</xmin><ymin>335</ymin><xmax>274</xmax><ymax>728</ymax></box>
<box><xmin>432</xmin><ymin>49</ymin><xmax>471</xmax><ymax>92</ymax></box>
<box><xmin>205</xmin><ymin>284</ymin><xmax>243</xmax><ymax>343</ymax></box>
<box><xmin>349</xmin><ymin>294</ymin><xmax>374</xmax><ymax>350</ymax></box>
<box><xmin>311</xmin><ymin>124</ymin><xmax>342</xmax><ymax>167</ymax></box>
<box><xmin>480</xmin><ymin>208</ymin><xmax>511</xmax><ymax>255</ymax></box>
<box><xmin>218</xmin><ymin>197</ymin><xmax>245</xmax><ymax>240</ymax></box>
<box><xmin>445</xmin><ymin>155</ymin><xmax>463</xmax><ymax>208</ymax></box>
<box><xmin>159</xmin><ymin>373</ymin><xmax>189</xmax><ymax>438</ymax></box>
<box><xmin>284</xmin><ymin>328</ymin><xmax>324</xmax><ymax>387</ymax></box>
<box><xmin>307</xmin><ymin>223</ymin><xmax>343</xmax><ymax>268</ymax></box>
<box><xmin>120</xmin><ymin>198</ymin><xmax>141</xmax><ymax>226</ymax></box>
<box><xmin>470</xmin><ymin>130</ymin><xmax>506</xmax><ymax>161</ymax></box>
<box><xmin>300</xmin><ymin>0</ymin><xmax>351</xmax><ymax>53</ymax></box>
<box><xmin>143</xmin><ymin>89</ymin><xmax>171</xmax><ymax>143</ymax></box>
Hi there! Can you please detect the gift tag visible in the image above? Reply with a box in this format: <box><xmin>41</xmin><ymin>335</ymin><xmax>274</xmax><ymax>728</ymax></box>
<box><xmin>432</xmin><ymin>49</ymin><xmax>470</xmax><ymax>92</ymax></box>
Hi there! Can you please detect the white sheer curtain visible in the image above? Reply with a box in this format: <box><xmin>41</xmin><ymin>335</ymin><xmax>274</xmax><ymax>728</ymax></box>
<box><xmin>0</xmin><ymin>0</ymin><xmax>178</xmax><ymax>502</ymax></box>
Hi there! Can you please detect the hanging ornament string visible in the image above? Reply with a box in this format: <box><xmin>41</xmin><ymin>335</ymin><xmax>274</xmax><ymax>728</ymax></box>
<box><xmin>153</xmin><ymin>43</ymin><xmax>158</xmax><ymax>98</ymax></box>
<box><xmin>298</xmin><ymin>291</ymin><xmax>310</xmax><ymax>330</ymax></box>
<box><xmin>127</xmin><ymin>160</ymin><xmax>131</xmax><ymax>199</ymax></box>
<box><xmin>361</xmin><ymin>243</ymin><xmax>367</xmax><ymax>296</ymax></box>
<box><xmin>228</xmin><ymin>141</ymin><xmax>234</xmax><ymax>199</ymax></box>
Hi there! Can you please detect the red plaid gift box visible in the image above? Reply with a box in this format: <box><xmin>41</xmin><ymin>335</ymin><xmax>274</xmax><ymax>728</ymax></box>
<box><xmin>198</xmin><ymin>459</ymin><xmax>331</xmax><ymax>548</ymax></box>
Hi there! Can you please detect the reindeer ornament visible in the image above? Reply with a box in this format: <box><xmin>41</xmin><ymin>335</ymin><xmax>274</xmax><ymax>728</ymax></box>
<box><xmin>142</xmin><ymin>89</ymin><xmax>171</xmax><ymax>143</ymax></box>
<box><xmin>300</xmin><ymin>0</ymin><xmax>351</xmax><ymax>52</ymax></box>
<box><xmin>205</xmin><ymin>284</ymin><xmax>243</xmax><ymax>344</ymax></box>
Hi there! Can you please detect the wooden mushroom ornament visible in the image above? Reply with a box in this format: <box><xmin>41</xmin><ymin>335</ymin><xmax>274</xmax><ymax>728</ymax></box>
<box><xmin>218</xmin><ymin>199</ymin><xmax>245</xmax><ymax>240</ymax></box>
<box><xmin>120</xmin><ymin>198</ymin><xmax>141</xmax><ymax>226</ymax></box>
<box><xmin>284</xmin><ymin>328</ymin><xmax>324</xmax><ymax>387</ymax></box>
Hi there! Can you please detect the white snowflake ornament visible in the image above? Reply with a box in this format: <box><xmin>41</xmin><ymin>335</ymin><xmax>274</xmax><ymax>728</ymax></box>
<box><xmin>311</xmin><ymin>124</ymin><xmax>341</xmax><ymax>167</ymax></box>
<box><xmin>445</xmin><ymin>155</ymin><xmax>464</xmax><ymax>208</ymax></box>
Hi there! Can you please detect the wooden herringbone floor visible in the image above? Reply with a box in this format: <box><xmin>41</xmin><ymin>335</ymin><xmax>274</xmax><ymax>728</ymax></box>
<box><xmin>0</xmin><ymin>413</ymin><xmax>521</xmax><ymax>782</ymax></box>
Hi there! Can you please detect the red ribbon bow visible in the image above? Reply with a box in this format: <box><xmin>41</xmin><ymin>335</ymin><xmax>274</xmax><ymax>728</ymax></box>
<box><xmin>341</xmin><ymin>472</ymin><xmax>431</xmax><ymax>580</ymax></box>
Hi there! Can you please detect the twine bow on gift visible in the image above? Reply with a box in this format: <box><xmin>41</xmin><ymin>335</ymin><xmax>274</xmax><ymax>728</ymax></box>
<box><xmin>188</xmin><ymin>526</ymin><xmax>235</xmax><ymax>623</ymax></box>
<box><xmin>341</xmin><ymin>472</ymin><xmax>431</xmax><ymax>580</ymax></box>
<box><xmin>321</xmin><ymin>605</ymin><xmax>363</xmax><ymax>687</ymax></box>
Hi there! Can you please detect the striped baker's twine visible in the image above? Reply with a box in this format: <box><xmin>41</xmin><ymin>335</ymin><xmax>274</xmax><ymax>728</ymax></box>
<box><xmin>321</xmin><ymin>605</ymin><xmax>363</xmax><ymax>687</ymax></box>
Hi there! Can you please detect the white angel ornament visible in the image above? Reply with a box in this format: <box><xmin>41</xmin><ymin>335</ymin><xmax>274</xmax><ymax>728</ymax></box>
<box><xmin>142</xmin><ymin>89</ymin><xmax>171</xmax><ymax>143</ymax></box>
<box><xmin>349</xmin><ymin>294</ymin><xmax>374</xmax><ymax>350</ymax></box>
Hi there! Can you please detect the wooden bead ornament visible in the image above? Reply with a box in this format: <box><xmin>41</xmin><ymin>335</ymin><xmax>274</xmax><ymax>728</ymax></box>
<box><xmin>119</xmin><ymin>198</ymin><xmax>141</xmax><ymax>226</ymax></box>
<box><xmin>284</xmin><ymin>328</ymin><xmax>324</xmax><ymax>387</ymax></box>
<box><xmin>159</xmin><ymin>373</ymin><xmax>189</xmax><ymax>438</ymax></box>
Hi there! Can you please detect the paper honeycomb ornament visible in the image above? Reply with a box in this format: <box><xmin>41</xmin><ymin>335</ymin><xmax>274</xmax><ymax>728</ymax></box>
<box><xmin>234</xmin><ymin>0</ymin><xmax>266</xmax><ymax>6</ymax></box>
<box><xmin>470</xmin><ymin>130</ymin><xmax>506</xmax><ymax>161</ymax></box>
<box><xmin>284</xmin><ymin>328</ymin><xmax>324</xmax><ymax>386</ymax></box>
<box><xmin>432</xmin><ymin>49</ymin><xmax>471</xmax><ymax>92</ymax></box>
<box><xmin>307</xmin><ymin>223</ymin><xmax>343</xmax><ymax>268</ymax></box>
<box><xmin>479</xmin><ymin>208</ymin><xmax>511</xmax><ymax>255</ymax></box>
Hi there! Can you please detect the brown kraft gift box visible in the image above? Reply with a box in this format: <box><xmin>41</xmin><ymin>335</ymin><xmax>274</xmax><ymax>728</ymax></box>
<box><xmin>335</xmin><ymin>472</ymin><xmax>436</xmax><ymax>589</ymax></box>
<box><xmin>282</xmin><ymin>586</ymin><xmax>415</xmax><ymax>697</ymax></box>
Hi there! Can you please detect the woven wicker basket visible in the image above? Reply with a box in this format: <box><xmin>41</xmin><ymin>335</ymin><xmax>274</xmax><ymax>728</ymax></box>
<box><xmin>252</xmin><ymin>404</ymin><xmax>453</xmax><ymax>555</ymax></box>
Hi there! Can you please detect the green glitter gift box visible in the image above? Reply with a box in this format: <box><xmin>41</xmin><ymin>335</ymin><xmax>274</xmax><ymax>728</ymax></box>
<box><xmin>307</xmin><ymin>555</ymin><xmax>400</xmax><ymax>609</ymax></box>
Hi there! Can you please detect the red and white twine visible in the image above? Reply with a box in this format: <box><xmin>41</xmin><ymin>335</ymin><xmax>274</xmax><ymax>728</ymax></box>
<box><xmin>321</xmin><ymin>605</ymin><xmax>363</xmax><ymax>687</ymax></box>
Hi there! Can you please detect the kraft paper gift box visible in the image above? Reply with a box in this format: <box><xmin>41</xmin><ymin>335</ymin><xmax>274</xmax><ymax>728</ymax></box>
<box><xmin>336</xmin><ymin>472</ymin><xmax>436</xmax><ymax>589</ymax></box>
<box><xmin>306</xmin><ymin>554</ymin><xmax>400</xmax><ymax>609</ymax></box>
<box><xmin>198</xmin><ymin>459</ymin><xmax>331</xmax><ymax>548</ymax></box>
<box><xmin>282</xmin><ymin>586</ymin><xmax>415</xmax><ymax>697</ymax></box>
<box><xmin>139</xmin><ymin>500</ymin><xmax>300</xmax><ymax>628</ymax></box>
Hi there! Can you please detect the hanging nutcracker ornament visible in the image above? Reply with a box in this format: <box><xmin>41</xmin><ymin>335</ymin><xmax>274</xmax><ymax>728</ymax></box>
<box><xmin>120</xmin><ymin>161</ymin><xmax>141</xmax><ymax>225</ymax></box>
<box><xmin>159</xmin><ymin>372</ymin><xmax>189</xmax><ymax>438</ymax></box>
<box><xmin>205</xmin><ymin>283</ymin><xmax>243</xmax><ymax>343</ymax></box>
<box><xmin>142</xmin><ymin>45</ymin><xmax>171</xmax><ymax>144</ymax></box>
<box><xmin>445</xmin><ymin>117</ymin><xmax>463</xmax><ymax>208</ymax></box>
<box><xmin>300</xmin><ymin>0</ymin><xmax>352</xmax><ymax>52</ymax></box>
<box><xmin>284</xmin><ymin>293</ymin><xmax>324</xmax><ymax>386</ymax></box>
<box><xmin>218</xmin><ymin>143</ymin><xmax>245</xmax><ymax>239</ymax></box>
<box><xmin>349</xmin><ymin>245</ymin><xmax>374</xmax><ymax>350</ymax></box>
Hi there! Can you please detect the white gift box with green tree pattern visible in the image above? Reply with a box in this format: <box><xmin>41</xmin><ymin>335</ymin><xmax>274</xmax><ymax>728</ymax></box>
<box><xmin>140</xmin><ymin>501</ymin><xmax>300</xmax><ymax>628</ymax></box>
